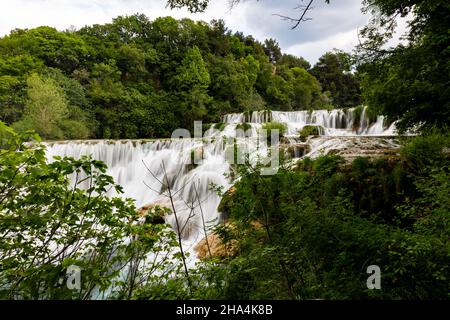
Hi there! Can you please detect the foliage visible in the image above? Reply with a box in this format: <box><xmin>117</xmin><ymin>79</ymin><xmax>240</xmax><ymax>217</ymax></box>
<box><xmin>188</xmin><ymin>134</ymin><xmax>449</xmax><ymax>300</ymax></box>
<box><xmin>298</xmin><ymin>125</ymin><xmax>323</xmax><ymax>141</ymax></box>
<box><xmin>0</xmin><ymin>124</ymin><xmax>180</xmax><ymax>299</ymax></box>
<box><xmin>12</xmin><ymin>73</ymin><xmax>68</xmax><ymax>139</ymax></box>
<box><xmin>311</xmin><ymin>50</ymin><xmax>361</xmax><ymax>108</ymax></box>
<box><xmin>0</xmin><ymin>15</ymin><xmax>339</xmax><ymax>139</ymax></box>
<box><xmin>357</xmin><ymin>0</ymin><xmax>450</xmax><ymax>132</ymax></box>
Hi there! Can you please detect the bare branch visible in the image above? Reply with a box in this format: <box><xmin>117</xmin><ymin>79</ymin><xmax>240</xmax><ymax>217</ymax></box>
<box><xmin>273</xmin><ymin>0</ymin><xmax>315</xmax><ymax>29</ymax></box>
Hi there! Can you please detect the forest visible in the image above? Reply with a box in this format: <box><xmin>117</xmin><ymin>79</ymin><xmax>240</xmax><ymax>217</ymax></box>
<box><xmin>0</xmin><ymin>0</ymin><xmax>448</xmax><ymax>301</ymax></box>
<box><xmin>0</xmin><ymin>14</ymin><xmax>361</xmax><ymax>139</ymax></box>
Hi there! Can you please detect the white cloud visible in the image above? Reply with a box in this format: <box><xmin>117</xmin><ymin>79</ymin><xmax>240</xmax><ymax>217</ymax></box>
<box><xmin>0</xmin><ymin>0</ymin><xmax>244</xmax><ymax>35</ymax></box>
<box><xmin>285</xmin><ymin>28</ymin><xmax>360</xmax><ymax>63</ymax></box>
<box><xmin>0</xmin><ymin>0</ymin><xmax>404</xmax><ymax>64</ymax></box>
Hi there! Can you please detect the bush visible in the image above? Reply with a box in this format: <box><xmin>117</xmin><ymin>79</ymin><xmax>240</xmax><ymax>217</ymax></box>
<box><xmin>213</xmin><ymin>122</ymin><xmax>226</xmax><ymax>131</ymax></box>
<box><xmin>201</xmin><ymin>136</ymin><xmax>449</xmax><ymax>299</ymax></box>
<box><xmin>261</xmin><ymin>122</ymin><xmax>287</xmax><ymax>145</ymax></box>
<box><xmin>0</xmin><ymin>123</ymin><xmax>180</xmax><ymax>299</ymax></box>
<box><xmin>298</xmin><ymin>125</ymin><xmax>323</xmax><ymax>141</ymax></box>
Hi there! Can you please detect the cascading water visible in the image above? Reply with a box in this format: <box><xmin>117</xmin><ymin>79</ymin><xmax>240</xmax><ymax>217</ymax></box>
<box><xmin>45</xmin><ymin>106</ymin><xmax>398</xmax><ymax>258</ymax></box>
<box><xmin>217</xmin><ymin>107</ymin><xmax>396</xmax><ymax>137</ymax></box>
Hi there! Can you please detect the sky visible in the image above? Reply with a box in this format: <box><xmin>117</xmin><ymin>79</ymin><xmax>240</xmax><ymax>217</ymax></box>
<box><xmin>0</xmin><ymin>0</ymin><xmax>406</xmax><ymax>64</ymax></box>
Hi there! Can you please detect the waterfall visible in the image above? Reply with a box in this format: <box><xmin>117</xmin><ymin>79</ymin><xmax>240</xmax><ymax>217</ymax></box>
<box><xmin>216</xmin><ymin>107</ymin><xmax>396</xmax><ymax>137</ymax></box>
<box><xmin>45</xmin><ymin>139</ymin><xmax>231</xmax><ymax>243</ymax></box>
<box><xmin>44</xmin><ymin>107</ymin><xmax>398</xmax><ymax>259</ymax></box>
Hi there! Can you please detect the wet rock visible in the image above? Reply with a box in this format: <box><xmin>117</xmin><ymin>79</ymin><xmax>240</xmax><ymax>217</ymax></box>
<box><xmin>281</xmin><ymin>143</ymin><xmax>311</xmax><ymax>158</ymax></box>
<box><xmin>137</xmin><ymin>200</ymin><xmax>172</xmax><ymax>225</ymax></box>
<box><xmin>194</xmin><ymin>220</ymin><xmax>263</xmax><ymax>259</ymax></box>
<box><xmin>194</xmin><ymin>231</ymin><xmax>238</xmax><ymax>259</ymax></box>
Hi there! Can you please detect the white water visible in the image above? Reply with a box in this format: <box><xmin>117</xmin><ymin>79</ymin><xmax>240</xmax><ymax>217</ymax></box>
<box><xmin>45</xmin><ymin>107</ymin><xmax>398</xmax><ymax>256</ymax></box>
<box><xmin>216</xmin><ymin>107</ymin><xmax>396</xmax><ymax>137</ymax></box>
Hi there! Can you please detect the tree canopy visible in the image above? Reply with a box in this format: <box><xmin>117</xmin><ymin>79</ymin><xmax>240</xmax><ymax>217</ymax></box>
<box><xmin>0</xmin><ymin>15</ymin><xmax>361</xmax><ymax>139</ymax></box>
<box><xmin>357</xmin><ymin>0</ymin><xmax>450</xmax><ymax>132</ymax></box>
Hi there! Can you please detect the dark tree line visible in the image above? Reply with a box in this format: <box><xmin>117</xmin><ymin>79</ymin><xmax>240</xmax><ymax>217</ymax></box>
<box><xmin>0</xmin><ymin>15</ymin><xmax>361</xmax><ymax>139</ymax></box>
<box><xmin>168</xmin><ymin>0</ymin><xmax>450</xmax><ymax>132</ymax></box>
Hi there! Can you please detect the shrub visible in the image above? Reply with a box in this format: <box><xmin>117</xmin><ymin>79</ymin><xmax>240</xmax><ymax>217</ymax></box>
<box><xmin>298</xmin><ymin>125</ymin><xmax>323</xmax><ymax>141</ymax></box>
<box><xmin>199</xmin><ymin>138</ymin><xmax>449</xmax><ymax>299</ymax></box>
<box><xmin>0</xmin><ymin>123</ymin><xmax>180</xmax><ymax>299</ymax></box>
<box><xmin>213</xmin><ymin>122</ymin><xmax>226</xmax><ymax>131</ymax></box>
<box><xmin>236</xmin><ymin>122</ymin><xmax>252</xmax><ymax>132</ymax></box>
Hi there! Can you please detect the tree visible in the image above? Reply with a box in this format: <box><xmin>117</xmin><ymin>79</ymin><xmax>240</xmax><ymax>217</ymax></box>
<box><xmin>0</xmin><ymin>76</ymin><xmax>25</xmax><ymax>124</ymax></box>
<box><xmin>195</xmin><ymin>133</ymin><xmax>449</xmax><ymax>299</ymax></box>
<box><xmin>167</xmin><ymin>0</ymin><xmax>210</xmax><ymax>13</ymax></box>
<box><xmin>173</xmin><ymin>46</ymin><xmax>212</xmax><ymax>124</ymax></box>
<box><xmin>263</xmin><ymin>39</ymin><xmax>282</xmax><ymax>64</ymax></box>
<box><xmin>13</xmin><ymin>73</ymin><xmax>68</xmax><ymax>139</ymax></box>
<box><xmin>279</xmin><ymin>54</ymin><xmax>311</xmax><ymax>70</ymax></box>
<box><xmin>208</xmin><ymin>54</ymin><xmax>257</xmax><ymax>113</ymax></box>
<box><xmin>311</xmin><ymin>50</ymin><xmax>361</xmax><ymax>108</ymax></box>
<box><xmin>13</xmin><ymin>73</ymin><xmax>91</xmax><ymax>139</ymax></box>
<box><xmin>357</xmin><ymin>0</ymin><xmax>450</xmax><ymax>132</ymax></box>
<box><xmin>2</xmin><ymin>27</ymin><xmax>88</xmax><ymax>73</ymax></box>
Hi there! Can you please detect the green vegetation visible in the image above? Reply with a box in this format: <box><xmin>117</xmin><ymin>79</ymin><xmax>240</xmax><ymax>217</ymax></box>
<box><xmin>0</xmin><ymin>123</ymin><xmax>182</xmax><ymax>299</ymax></box>
<box><xmin>298</xmin><ymin>125</ymin><xmax>323</xmax><ymax>141</ymax></box>
<box><xmin>261</xmin><ymin>122</ymin><xmax>287</xmax><ymax>144</ymax></box>
<box><xmin>0</xmin><ymin>0</ymin><xmax>448</xmax><ymax>301</ymax></box>
<box><xmin>358</xmin><ymin>0</ymin><xmax>450</xmax><ymax>132</ymax></box>
<box><xmin>0</xmin><ymin>15</ymin><xmax>362</xmax><ymax>140</ymax></box>
<box><xmin>236</xmin><ymin>123</ymin><xmax>252</xmax><ymax>132</ymax></box>
<box><xmin>12</xmin><ymin>73</ymin><xmax>90</xmax><ymax>139</ymax></box>
<box><xmin>213</xmin><ymin>122</ymin><xmax>226</xmax><ymax>131</ymax></box>
<box><xmin>311</xmin><ymin>50</ymin><xmax>361</xmax><ymax>108</ymax></box>
<box><xmin>1</xmin><ymin>122</ymin><xmax>448</xmax><ymax>300</ymax></box>
<box><xmin>169</xmin><ymin>0</ymin><xmax>449</xmax><ymax>134</ymax></box>
<box><xmin>181</xmin><ymin>133</ymin><xmax>448</xmax><ymax>300</ymax></box>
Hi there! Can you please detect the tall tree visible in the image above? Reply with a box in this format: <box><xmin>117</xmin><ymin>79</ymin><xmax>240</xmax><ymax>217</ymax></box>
<box><xmin>13</xmin><ymin>73</ymin><xmax>68</xmax><ymax>139</ymax></box>
<box><xmin>311</xmin><ymin>50</ymin><xmax>361</xmax><ymax>108</ymax></box>
<box><xmin>357</xmin><ymin>0</ymin><xmax>450</xmax><ymax>132</ymax></box>
<box><xmin>263</xmin><ymin>38</ymin><xmax>282</xmax><ymax>64</ymax></box>
<box><xmin>173</xmin><ymin>46</ymin><xmax>212</xmax><ymax>124</ymax></box>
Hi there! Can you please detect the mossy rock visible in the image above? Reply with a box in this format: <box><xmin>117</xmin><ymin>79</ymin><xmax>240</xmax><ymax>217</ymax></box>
<box><xmin>217</xmin><ymin>186</ymin><xmax>236</xmax><ymax>220</ymax></box>
<box><xmin>213</xmin><ymin>122</ymin><xmax>226</xmax><ymax>131</ymax></box>
<box><xmin>298</xmin><ymin>125</ymin><xmax>323</xmax><ymax>141</ymax></box>
<box><xmin>236</xmin><ymin>122</ymin><xmax>252</xmax><ymax>132</ymax></box>
<box><xmin>261</xmin><ymin>122</ymin><xmax>287</xmax><ymax>145</ymax></box>
<box><xmin>139</xmin><ymin>204</ymin><xmax>171</xmax><ymax>225</ymax></box>
<box><xmin>283</xmin><ymin>144</ymin><xmax>311</xmax><ymax>158</ymax></box>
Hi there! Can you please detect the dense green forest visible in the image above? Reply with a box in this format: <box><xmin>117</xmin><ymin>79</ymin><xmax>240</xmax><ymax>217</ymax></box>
<box><xmin>0</xmin><ymin>0</ymin><xmax>449</xmax><ymax>301</ymax></box>
<box><xmin>0</xmin><ymin>15</ymin><xmax>361</xmax><ymax>140</ymax></box>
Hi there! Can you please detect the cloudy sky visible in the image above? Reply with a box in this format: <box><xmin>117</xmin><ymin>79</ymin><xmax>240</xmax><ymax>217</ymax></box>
<box><xmin>0</xmin><ymin>0</ymin><xmax>396</xmax><ymax>63</ymax></box>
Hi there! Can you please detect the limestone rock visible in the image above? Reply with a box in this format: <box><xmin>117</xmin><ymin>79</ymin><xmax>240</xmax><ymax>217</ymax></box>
<box><xmin>194</xmin><ymin>220</ymin><xmax>263</xmax><ymax>259</ymax></box>
<box><xmin>137</xmin><ymin>199</ymin><xmax>172</xmax><ymax>224</ymax></box>
<box><xmin>194</xmin><ymin>231</ymin><xmax>238</xmax><ymax>259</ymax></box>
